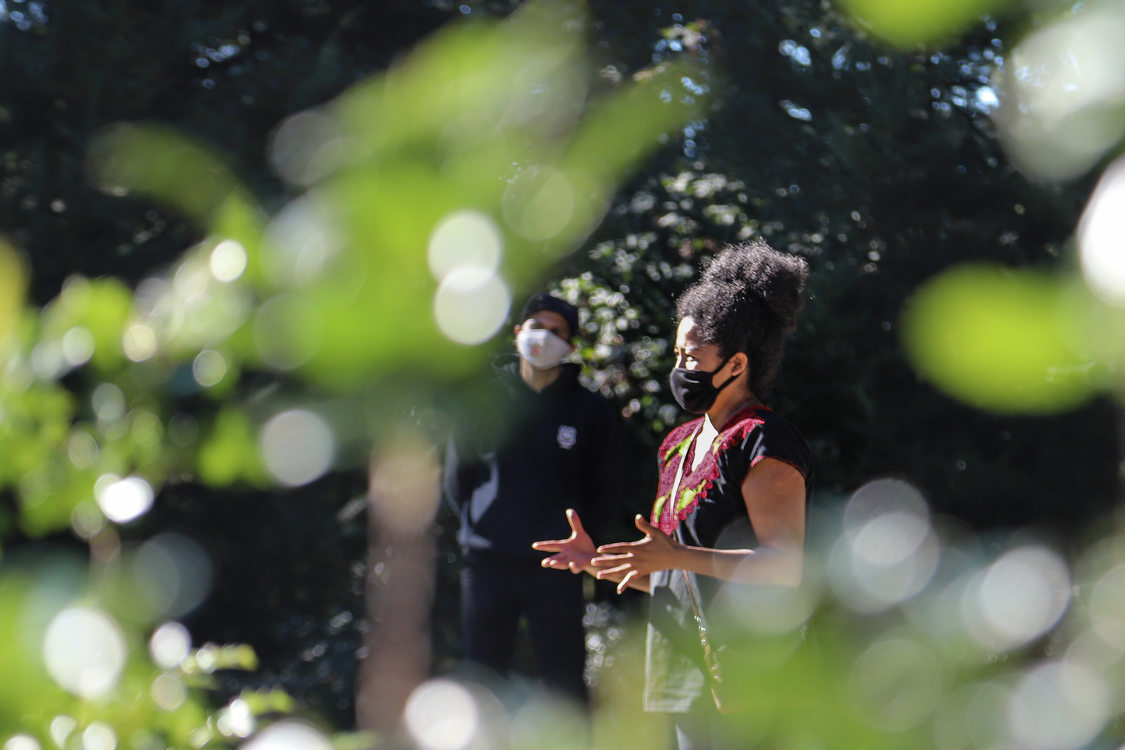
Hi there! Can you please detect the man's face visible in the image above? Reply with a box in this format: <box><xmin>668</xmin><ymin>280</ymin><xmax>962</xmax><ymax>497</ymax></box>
<box><xmin>516</xmin><ymin>310</ymin><xmax>572</xmax><ymax>344</ymax></box>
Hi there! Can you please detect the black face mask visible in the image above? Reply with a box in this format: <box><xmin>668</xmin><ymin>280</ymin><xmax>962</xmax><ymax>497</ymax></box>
<box><xmin>668</xmin><ymin>354</ymin><xmax>740</xmax><ymax>414</ymax></box>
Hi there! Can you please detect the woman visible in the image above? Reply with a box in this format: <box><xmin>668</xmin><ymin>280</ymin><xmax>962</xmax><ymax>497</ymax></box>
<box><xmin>533</xmin><ymin>240</ymin><xmax>811</xmax><ymax>749</ymax></box>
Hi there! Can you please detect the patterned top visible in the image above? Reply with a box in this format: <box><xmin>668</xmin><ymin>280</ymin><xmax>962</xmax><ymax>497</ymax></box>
<box><xmin>644</xmin><ymin>405</ymin><xmax>812</xmax><ymax>713</ymax></box>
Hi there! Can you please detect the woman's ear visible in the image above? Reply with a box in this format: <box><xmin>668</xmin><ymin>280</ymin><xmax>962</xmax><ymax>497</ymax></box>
<box><xmin>732</xmin><ymin>352</ymin><xmax>750</xmax><ymax>378</ymax></box>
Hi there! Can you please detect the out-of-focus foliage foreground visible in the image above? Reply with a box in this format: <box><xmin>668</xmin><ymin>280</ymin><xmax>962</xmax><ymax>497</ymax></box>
<box><xmin>2</xmin><ymin>0</ymin><xmax>1125</xmax><ymax>748</ymax></box>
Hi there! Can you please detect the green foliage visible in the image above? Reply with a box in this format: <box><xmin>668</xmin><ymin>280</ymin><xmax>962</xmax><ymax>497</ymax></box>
<box><xmin>901</xmin><ymin>265</ymin><xmax>1102</xmax><ymax>413</ymax></box>
<box><xmin>196</xmin><ymin>407</ymin><xmax>269</xmax><ymax>487</ymax></box>
<box><xmin>0</xmin><ymin>559</ymin><xmax>287</xmax><ymax>749</ymax></box>
<box><xmin>0</xmin><ymin>0</ymin><xmax>703</xmax><ymax>745</ymax></box>
<box><xmin>0</xmin><ymin>239</ymin><xmax>25</xmax><ymax>350</ymax></box>
<box><xmin>2</xmin><ymin>0</ymin><xmax>1124</xmax><ymax>747</ymax></box>
<box><xmin>837</xmin><ymin>0</ymin><xmax>1009</xmax><ymax>49</ymax></box>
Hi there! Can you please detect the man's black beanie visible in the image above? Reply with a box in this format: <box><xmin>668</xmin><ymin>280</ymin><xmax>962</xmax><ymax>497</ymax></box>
<box><xmin>521</xmin><ymin>293</ymin><xmax>579</xmax><ymax>340</ymax></box>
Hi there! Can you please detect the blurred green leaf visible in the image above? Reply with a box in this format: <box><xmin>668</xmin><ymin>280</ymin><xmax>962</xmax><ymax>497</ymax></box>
<box><xmin>0</xmin><ymin>577</ymin><xmax>69</xmax><ymax>732</ymax></box>
<box><xmin>901</xmin><ymin>264</ymin><xmax>1099</xmax><ymax>413</ymax></box>
<box><xmin>0</xmin><ymin>238</ymin><xmax>26</xmax><ymax>359</ymax></box>
<box><xmin>196</xmin><ymin>408</ymin><xmax>267</xmax><ymax>486</ymax></box>
<box><xmin>181</xmin><ymin>643</ymin><xmax>260</xmax><ymax>675</ymax></box>
<box><xmin>87</xmin><ymin>123</ymin><xmax>260</xmax><ymax>230</ymax></box>
<box><xmin>237</xmin><ymin>688</ymin><xmax>296</xmax><ymax>715</ymax></box>
<box><xmin>41</xmin><ymin>277</ymin><xmax>134</xmax><ymax>372</ymax></box>
<box><xmin>837</xmin><ymin>0</ymin><xmax>1008</xmax><ymax>48</ymax></box>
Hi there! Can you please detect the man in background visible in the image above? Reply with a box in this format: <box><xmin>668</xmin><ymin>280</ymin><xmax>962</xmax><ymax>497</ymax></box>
<box><xmin>443</xmin><ymin>293</ymin><xmax>623</xmax><ymax>707</ymax></box>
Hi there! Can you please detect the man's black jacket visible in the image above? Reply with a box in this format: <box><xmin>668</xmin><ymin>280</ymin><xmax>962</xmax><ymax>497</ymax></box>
<box><xmin>443</xmin><ymin>359</ymin><xmax>625</xmax><ymax>561</ymax></box>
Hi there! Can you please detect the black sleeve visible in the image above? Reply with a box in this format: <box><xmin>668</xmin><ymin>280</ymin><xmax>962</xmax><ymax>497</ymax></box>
<box><xmin>442</xmin><ymin>431</ymin><xmax>464</xmax><ymax>513</ymax></box>
<box><xmin>442</xmin><ymin>425</ymin><xmax>490</xmax><ymax>514</ymax></box>
<box><xmin>742</xmin><ymin>414</ymin><xmax>813</xmax><ymax>484</ymax></box>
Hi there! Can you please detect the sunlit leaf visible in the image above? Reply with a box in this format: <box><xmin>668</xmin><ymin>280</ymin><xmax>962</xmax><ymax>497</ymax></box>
<box><xmin>210</xmin><ymin>195</ymin><xmax>268</xmax><ymax>288</ymax></box>
<box><xmin>837</xmin><ymin>0</ymin><xmax>1008</xmax><ymax>48</ymax></box>
<box><xmin>237</xmin><ymin>688</ymin><xmax>296</xmax><ymax>715</ymax></box>
<box><xmin>87</xmin><ymin>123</ymin><xmax>260</xmax><ymax>229</ymax></box>
<box><xmin>196</xmin><ymin>408</ymin><xmax>267</xmax><ymax>486</ymax></box>
<box><xmin>0</xmin><ymin>238</ymin><xmax>26</xmax><ymax>360</ymax></box>
<box><xmin>901</xmin><ymin>264</ymin><xmax>1099</xmax><ymax>413</ymax></box>
<box><xmin>0</xmin><ymin>576</ymin><xmax>75</xmax><ymax>730</ymax></box>
<box><xmin>333</xmin><ymin>0</ymin><xmax>587</xmax><ymax>158</ymax></box>
<box><xmin>18</xmin><ymin>463</ymin><xmax>99</xmax><ymax>538</ymax></box>
<box><xmin>41</xmin><ymin>277</ymin><xmax>134</xmax><ymax>372</ymax></box>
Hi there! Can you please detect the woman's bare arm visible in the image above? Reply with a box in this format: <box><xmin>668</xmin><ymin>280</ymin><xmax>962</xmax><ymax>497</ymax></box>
<box><xmin>592</xmin><ymin>458</ymin><xmax>805</xmax><ymax>589</ymax></box>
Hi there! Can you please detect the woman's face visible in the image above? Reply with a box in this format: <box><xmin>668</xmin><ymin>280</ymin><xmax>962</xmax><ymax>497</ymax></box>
<box><xmin>672</xmin><ymin>316</ymin><xmax>724</xmax><ymax>372</ymax></box>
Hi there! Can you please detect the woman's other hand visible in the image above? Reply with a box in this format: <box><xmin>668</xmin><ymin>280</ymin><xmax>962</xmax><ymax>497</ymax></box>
<box><xmin>592</xmin><ymin>515</ymin><xmax>679</xmax><ymax>594</ymax></box>
<box><xmin>532</xmin><ymin>508</ymin><xmax>596</xmax><ymax>574</ymax></box>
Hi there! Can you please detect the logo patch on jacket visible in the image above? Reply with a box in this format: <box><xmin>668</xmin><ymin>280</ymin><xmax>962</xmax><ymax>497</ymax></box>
<box><xmin>557</xmin><ymin>425</ymin><xmax>577</xmax><ymax>449</ymax></box>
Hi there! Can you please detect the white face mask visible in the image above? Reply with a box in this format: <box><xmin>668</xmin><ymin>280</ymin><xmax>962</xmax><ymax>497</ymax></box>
<box><xmin>516</xmin><ymin>328</ymin><xmax>572</xmax><ymax>369</ymax></box>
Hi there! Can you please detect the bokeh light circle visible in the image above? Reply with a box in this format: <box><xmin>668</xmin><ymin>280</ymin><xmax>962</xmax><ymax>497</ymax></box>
<box><xmin>240</xmin><ymin>720</ymin><xmax>333</xmax><ymax>750</ymax></box>
<box><xmin>502</xmin><ymin>168</ymin><xmax>576</xmax><ymax>241</ymax></box>
<box><xmin>61</xmin><ymin>327</ymin><xmax>95</xmax><ymax>367</ymax></box>
<box><xmin>192</xmin><ymin>349</ymin><xmax>229</xmax><ymax>388</ymax></box>
<box><xmin>261</xmin><ymin>198</ymin><xmax>339</xmax><ymax>288</ymax></box>
<box><xmin>252</xmin><ymin>294</ymin><xmax>322</xmax><ymax>371</ymax></box>
<box><xmin>151</xmin><ymin>673</ymin><xmax>188</xmax><ymax>711</ymax></box>
<box><xmin>3</xmin><ymin>735</ymin><xmax>41</xmax><ymax>750</ymax></box>
<box><xmin>150</xmin><ymin>621</ymin><xmax>192</xmax><ymax>669</ymax></box>
<box><xmin>92</xmin><ymin>383</ymin><xmax>126</xmax><ymax>423</ymax></box>
<box><xmin>49</xmin><ymin>717</ymin><xmax>76</xmax><ymax>749</ymax></box>
<box><xmin>270</xmin><ymin>110</ymin><xmax>345</xmax><ymax>186</ymax></box>
<box><xmin>1078</xmin><ymin>157</ymin><xmax>1125</xmax><ymax>306</ymax></box>
<box><xmin>133</xmin><ymin>533</ymin><xmax>213</xmax><ymax>618</ymax></box>
<box><xmin>218</xmin><ymin>698</ymin><xmax>256</xmax><ymax>738</ymax></box>
<box><xmin>404</xmin><ymin>678</ymin><xmax>480</xmax><ymax>750</ymax></box>
<box><xmin>931</xmin><ymin>681</ymin><xmax>1011</xmax><ymax>750</ymax></box>
<box><xmin>509</xmin><ymin>693</ymin><xmax>588</xmax><ymax>750</ymax></box>
<box><xmin>1006</xmin><ymin>660</ymin><xmax>1109</xmax><ymax>750</ymax></box>
<box><xmin>122</xmin><ymin>323</ymin><xmax>158</xmax><ymax>362</ymax></box>
<box><xmin>1089</xmin><ymin>562</ymin><xmax>1125</xmax><ymax>651</ymax></box>
<box><xmin>259</xmin><ymin>409</ymin><xmax>336</xmax><ymax>487</ymax></box>
<box><xmin>95</xmin><ymin>475</ymin><xmax>155</xmax><ymax>524</ymax></box>
<box><xmin>849</xmin><ymin>636</ymin><xmax>946</xmax><ymax>732</ymax></box>
<box><xmin>210</xmin><ymin>240</ymin><xmax>248</xmax><ymax>283</ymax></box>
<box><xmin>964</xmin><ymin>545</ymin><xmax>1071</xmax><ymax>651</ymax></box>
<box><xmin>428</xmin><ymin>210</ymin><xmax>503</xmax><ymax>280</ymax></box>
<box><xmin>995</xmin><ymin>10</ymin><xmax>1125</xmax><ymax>181</ymax></box>
<box><xmin>831</xmin><ymin>478</ymin><xmax>940</xmax><ymax>611</ymax></box>
<box><xmin>43</xmin><ymin>607</ymin><xmax>127</xmax><ymax>699</ymax></box>
<box><xmin>81</xmin><ymin>722</ymin><xmax>116</xmax><ymax>750</ymax></box>
<box><xmin>433</xmin><ymin>268</ymin><xmax>510</xmax><ymax>345</ymax></box>
<box><xmin>714</xmin><ymin>575</ymin><xmax>819</xmax><ymax>637</ymax></box>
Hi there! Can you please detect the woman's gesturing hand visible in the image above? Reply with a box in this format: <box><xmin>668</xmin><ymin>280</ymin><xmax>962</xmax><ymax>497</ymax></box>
<box><xmin>592</xmin><ymin>515</ymin><xmax>681</xmax><ymax>594</ymax></box>
<box><xmin>531</xmin><ymin>508</ymin><xmax>596</xmax><ymax>574</ymax></box>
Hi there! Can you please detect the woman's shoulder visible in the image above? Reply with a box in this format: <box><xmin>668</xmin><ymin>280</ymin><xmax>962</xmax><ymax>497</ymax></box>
<box><xmin>717</xmin><ymin>406</ymin><xmax>811</xmax><ymax>473</ymax></box>
<box><xmin>721</xmin><ymin>405</ymin><xmax>803</xmax><ymax>438</ymax></box>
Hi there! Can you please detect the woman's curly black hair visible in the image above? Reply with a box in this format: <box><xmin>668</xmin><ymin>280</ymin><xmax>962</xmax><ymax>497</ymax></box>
<box><xmin>675</xmin><ymin>240</ymin><xmax>809</xmax><ymax>396</ymax></box>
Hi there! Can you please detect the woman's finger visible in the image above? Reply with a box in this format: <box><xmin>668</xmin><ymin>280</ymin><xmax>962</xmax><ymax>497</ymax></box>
<box><xmin>595</xmin><ymin>541</ymin><xmax>641</xmax><ymax>554</ymax></box>
<box><xmin>634</xmin><ymin>514</ymin><xmax>660</xmax><ymax>535</ymax></box>
<box><xmin>595</xmin><ymin>563</ymin><xmax>633</xmax><ymax>580</ymax></box>
<box><xmin>617</xmin><ymin>570</ymin><xmax>637</xmax><ymax>595</ymax></box>
<box><xmin>591</xmin><ymin>553</ymin><xmax>633</xmax><ymax>567</ymax></box>
<box><xmin>565</xmin><ymin>508</ymin><xmax>587</xmax><ymax>535</ymax></box>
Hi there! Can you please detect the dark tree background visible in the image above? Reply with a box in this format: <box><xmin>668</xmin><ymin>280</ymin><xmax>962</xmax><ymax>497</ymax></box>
<box><xmin>2</xmin><ymin>0</ymin><xmax>1117</xmax><ymax>730</ymax></box>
